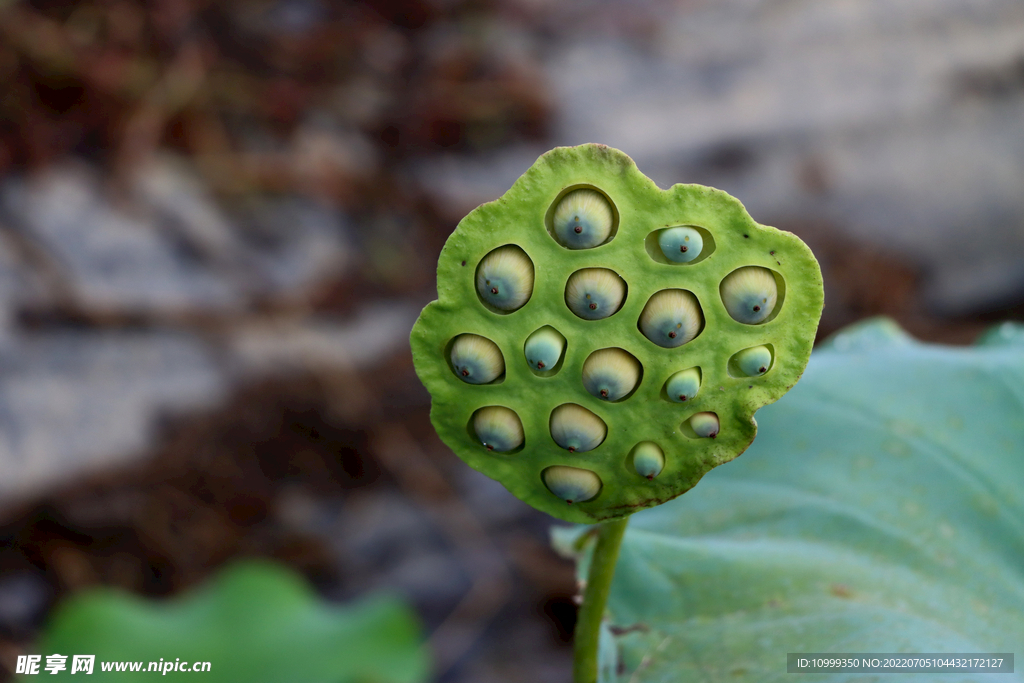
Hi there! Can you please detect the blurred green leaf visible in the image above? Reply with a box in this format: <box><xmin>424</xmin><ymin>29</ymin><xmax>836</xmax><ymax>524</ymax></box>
<box><xmin>34</xmin><ymin>560</ymin><xmax>430</xmax><ymax>683</ymax></box>
<box><xmin>556</xmin><ymin>318</ymin><xmax>1024</xmax><ymax>682</ymax></box>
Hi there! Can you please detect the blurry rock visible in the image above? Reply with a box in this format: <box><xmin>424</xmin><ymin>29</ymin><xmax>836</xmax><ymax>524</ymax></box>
<box><xmin>0</xmin><ymin>331</ymin><xmax>226</xmax><ymax>504</ymax></box>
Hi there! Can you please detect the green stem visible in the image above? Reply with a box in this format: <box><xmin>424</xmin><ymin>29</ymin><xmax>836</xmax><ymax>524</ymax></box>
<box><xmin>573</xmin><ymin>516</ymin><xmax>629</xmax><ymax>683</ymax></box>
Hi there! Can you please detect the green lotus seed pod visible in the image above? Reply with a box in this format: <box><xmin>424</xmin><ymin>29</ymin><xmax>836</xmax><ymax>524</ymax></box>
<box><xmin>410</xmin><ymin>144</ymin><xmax>824</xmax><ymax>523</ymax></box>
<box><xmin>550</xmin><ymin>403</ymin><xmax>607</xmax><ymax>452</ymax></box>
<box><xmin>552</xmin><ymin>188</ymin><xmax>613</xmax><ymax>249</ymax></box>
<box><xmin>665</xmin><ymin>367</ymin><xmax>701</xmax><ymax>403</ymax></box>
<box><xmin>639</xmin><ymin>289</ymin><xmax>703</xmax><ymax>348</ymax></box>
<box><xmin>542</xmin><ymin>465</ymin><xmax>602</xmax><ymax>504</ymax></box>
<box><xmin>565</xmin><ymin>268</ymin><xmax>626</xmax><ymax>320</ymax></box>
<box><xmin>734</xmin><ymin>345</ymin><xmax>773</xmax><ymax>376</ymax></box>
<box><xmin>689</xmin><ymin>412</ymin><xmax>720</xmax><ymax>438</ymax></box>
<box><xmin>450</xmin><ymin>333</ymin><xmax>504</xmax><ymax>384</ymax></box>
<box><xmin>524</xmin><ymin>327</ymin><xmax>566</xmax><ymax>372</ymax></box>
<box><xmin>658</xmin><ymin>226</ymin><xmax>703</xmax><ymax>263</ymax></box>
<box><xmin>632</xmin><ymin>441</ymin><xmax>665</xmax><ymax>480</ymax></box>
<box><xmin>721</xmin><ymin>266</ymin><xmax>778</xmax><ymax>324</ymax></box>
<box><xmin>476</xmin><ymin>245</ymin><xmax>534</xmax><ymax>312</ymax></box>
<box><xmin>473</xmin><ymin>406</ymin><xmax>524</xmax><ymax>452</ymax></box>
<box><xmin>582</xmin><ymin>348</ymin><xmax>641</xmax><ymax>401</ymax></box>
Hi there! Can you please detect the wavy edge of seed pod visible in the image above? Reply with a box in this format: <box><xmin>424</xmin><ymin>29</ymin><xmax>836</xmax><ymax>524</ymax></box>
<box><xmin>524</xmin><ymin>326</ymin><xmax>566</xmax><ymax>374</ymax></box>
<box><xmin>665</xmin><ymin>367</ymin><xmax>702</xmax><ymax>403</ymax></box>
<box><xmin>582</xmin><ymin>348</ymin><xmax>642</xmax><ymax>401</ymax></box>
<box><xmin>542</xmin><ymin>465</ymin><xmax>602</xmax><ymax>504</ymax></box>
<box><xmin>565</xmin><ymin>268</ymin><xmax>627</xmax><ymax>321</ymax></box>
<box><xmin>449</xmin><ymin>333</ymin><xmax>505</xmax><ymax>384</ymax></box>
<box><xmin>657</xmin><ymin>226</ymin><xmax>703</xmax><ymax>263</ymax></box>
<box><xmin>688</xmin><ymin>412</ymin><xmax>720</xmax><ymax>439</ymax></box>
<box><xmin>472</xmin><ymin>406</ymin><xmax>524</xmax><ymax>452</ymax></box>
<box><xmin>732</xmin><ymin>345</ymin><xmax>773</xmax><ymax>377</ymax></box>
<box><xmin>475</xmin><ymin>244</ymin><xmax>535</xmax><ymax>313</ymax></box>
<box><xmin>638</xmin><ymin>289</ymin><xmax>704</xmax><ymax>348</ymax></box>
<box><xmin>720</xmin><ymin>266</ymin><xmax>779</xmax><ymax>325</ymax></box>
<box><xmin>631</xmin><ymin>441</ymin><xmax>665</xmax><ymax>480</ymax></box>
<box><xmin>550</xmin><ymin>187</ymin><xmax>615</xmax><ymax>249</ymax></box>
<box><xmin>549</xmin><ymin>403</ymin><xmax>607</xmax><ymax>453</ymax></box>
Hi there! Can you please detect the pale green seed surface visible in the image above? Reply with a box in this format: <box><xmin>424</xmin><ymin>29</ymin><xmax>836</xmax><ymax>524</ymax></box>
<box><xmin>411</xmin><ymin>144</ymin><xmax>823</xmax><ymax>523</ymax></box>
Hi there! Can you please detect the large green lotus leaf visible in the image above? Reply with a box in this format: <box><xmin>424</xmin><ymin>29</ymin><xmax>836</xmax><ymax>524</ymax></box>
<box><xmin>32</xmin><ymin>561</ymin><xmax>430</xmax><ymax>683</ymax></box>
<box><xmin>555</xmin><ymin>318</ymin><xmax>1024</xmax><ymax>682</ymax></box>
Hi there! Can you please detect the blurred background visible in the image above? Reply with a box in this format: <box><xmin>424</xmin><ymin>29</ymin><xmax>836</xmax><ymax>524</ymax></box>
<box><xmin>0</xmin><ymin>0</ymin><xmax>1021</xmax><ymax>680</ymax></box>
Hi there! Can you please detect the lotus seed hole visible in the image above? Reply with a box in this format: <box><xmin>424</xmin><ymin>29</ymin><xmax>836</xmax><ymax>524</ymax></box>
<box><xmin>582</xmin><ymin>348</ymin><xmax>643</xmax><ymax>402</ymax></box>
<box><xmin>639</xmin><ymin>289</ymin><xmax>704</xmax><ymax>348</ymax></box>
<box><xmin>566</xmin><ymin>268</ymin><xmax>627</xmax><ymax>321</ymax></box>
<box><xmin>683</xmin><ymin>412</ymin><xmax>720</xmax><ymax>439</ymax></box>
<box><xmin>476</xmin><ymin>245</ymin><xmax>535</xmax><ymax>314</ymax></box>
<box><xmin>664</xmin><ymin>367</ymin><xmax>701</xmax><ymax>404</ymax></box>
<box><xmin>547</xmin><ymin>186</ymin><xmax>618</xmax><ymax>249</ymax></box>
<box><xmin>449</xmin><ymin>333</ymin><xmax>505</xmax><ymax>385</ymax></box>
<box><xmin>470</xmin><ymin>406</ymin><xmax>524</xmax><ymax>453</ymax></box>
<box><xmin>542</xmin><ymin>466</ymin><xmax>602</xmax><ymax>504</ymax></box>
<box><xmin>729</xmin><ymin>344</ymin><xmax>775</xmax><ymax>378</ymax></box>
<box><xmin>631</xmin><ymin>442</ymin><xmax>665</xmax><ymax>480</ymax></box>
<box><xmin>645</xmin><ymin>225</ymin><xmax>714</xmax><ymax>265</ymax></box>
<box><xmin>524</xmin><ymin>326</ymin><xmax>566</xmax><ymax>376</ymax></box>
<box><xmin>720</xmin><ymin>266</ymin><xmax>782</xmax><ymax>325</ymax></box>
<box><xmin>550</xmin><ymin>403</ymin><xmax>607</xmax><ymax>452</ymax></box>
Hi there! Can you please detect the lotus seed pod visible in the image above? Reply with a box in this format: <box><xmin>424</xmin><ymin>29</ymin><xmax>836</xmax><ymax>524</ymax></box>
<box><xmin>632</xmin><ymin>442</ymin><xmax>665</xmax><ymax>480</ymax></box>
<box><xmin>582</xmin><ymin>348</ymin><xmax>641</xmax><ymax>401</ymax></box>
<box><xmin>639</xmin><ymin>289</ymin><xmax>703</xmax><ymax>348</ymax></box>
<box><xmin>565</xmin><ymin>268</ymin><xmax>626</xmax><ymax>320</ymax></box>
<box><xmin>473</xmin><ymin>406</ymin><xmax>524</xmax><ymax>452</ymax></box>
<box><xmin>476</xmin><ymin>245</ymin><xmax>535</xmax><ymax>312</ymax></box>
<box><xmin>689</xmin><ymin>412</ymin><xmax>720</xmax><ymax>438</ymax></box>
<box><xmin>658</xmin><ymin>226</ymin><xmax>703</xmax><ymax>263</ymax></box>
<box><xmin>734</xmin><ymin>345</ymin><xmax>773</xmax><ymax>376</ymax></box>
<box><xmin>552</xmin><ymin>188</ymin><xmax>613</xmax><ymax>249</ymax></box>
<box><xmin>450</xmin><ymin>334</ymin><xmax>504</xmax><ymax>384</ymax></box>
<box><xmin>550</xmin><ymin>403</ymin><xmax>607</xmax><ymax>452</ymax></box>
<box><xmin>525</xmin><ymin>327</ymin><xmax>566</xmax><ymax>372</ymax></box>
<box><xmin>410</xmin><ymin>144</ymin><xmax>824</xmax><ymax>523</ymax></box>
<box><xmin>542</xmin><ymin>466</ymin><xmax>602</xmax><ymax>504</ymax></box>
<box><xmin>721</xmin><ymin>266</ymin><xmax>778</xmax><ymax>325</ymax></box>
<box><xmin>666</xmin><ymin>367</ymin><xmax>701</xmax><ymax>403</ymax></box>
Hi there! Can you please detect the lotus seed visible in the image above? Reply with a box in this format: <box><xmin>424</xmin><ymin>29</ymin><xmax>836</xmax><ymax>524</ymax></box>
<box><xmin>473</xmin><ymin>406</ymin><xmax>524</xmax><ymax>452</ymax></box>
<box><xmin>524</xmin><ymin>327</ymin><xmax>565</xmax><ymax>372</ymax></box>
<box><xmin>639</xmin><ymin>289</ymin><xmax>703</xmax><ymax>348</ymax></box>
<box><xmin>450</xmin><ymin>334</ymin><xmax>504</xmax><ymax>384</ymax></box>
<box><xmin>550</xmin><ymin>403</ymin><xmax>607</xmax><ymax>452</ymax></box>
<box><xmin>632</xmin><ymin>441</ymin><xmax>665</xmax><ymax>479</ymax></box>
<box><xmin>542</xmin><ymin>465</ymin><xmax>602</xmax><ymax>504</ymax></box>
<box><xmin>565</xmin><ymin>268</ymin><xmax>626</xmax><ymax>320</ymax></box>
<box><xmin>582</xmin><ymin>348</ymin><xmax>641</xmax><ymax>401</ymax></box>
<box><xmin>657</xmin><ymin>226</ymin><xmax>703</xmax><ymax>263</ymax></box>
<box><xmin>666</xmin><ymin>367</ymin><xmax>701</xmax><ymax>402</ymax></box>
<box><xmin>476</xmin><ymin>245</ymin><xmax>535</xmax><ymax>312</ymax></box>
<box><xmin>721</xmin><ymin>266</ymin><xmax>778</xmax><ymax>324</ymax></box>
<box><xmin>734</xmin><ymin>345</ymin><xmax>772</xmax><ymax>376</ymax></box>
<box><xmin>552</xmin><ymin>188</ymin><xmax>613</xmax><ymax>249</ymax></box>
<box><xmin>689</xmin><ymin>412</ymin><xmax>720</xmax><ymax>439</ymax></box>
